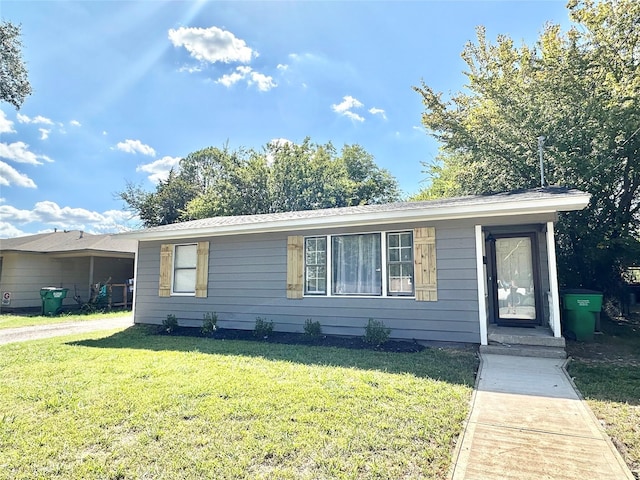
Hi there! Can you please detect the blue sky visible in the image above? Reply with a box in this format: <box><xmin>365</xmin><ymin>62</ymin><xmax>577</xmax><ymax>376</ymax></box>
<box><xmin>0</xmin><ymin>1</ymin><xmax>572</xmax><ymax>238</ymax></box>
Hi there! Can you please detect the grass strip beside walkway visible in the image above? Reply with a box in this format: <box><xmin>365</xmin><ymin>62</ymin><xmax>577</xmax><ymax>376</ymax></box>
<box><xmin>567</xmin><ymin>314</ymin><xmax>640</xmax><ymax>479</ymax></box>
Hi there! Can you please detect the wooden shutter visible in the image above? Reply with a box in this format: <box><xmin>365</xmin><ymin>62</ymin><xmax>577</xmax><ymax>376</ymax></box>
<box><xmin>286</xmin><ymin>236</ymin><xmax>304</xmax><ymax>299</ymax></box>
<box><xmin>159</xmin><ymin>244</ymin><xmax>173</xmax><ymax>297</ymax></box>
<box><xmin>414</xmin><ymin>227</ymin><xmax>437</xmax><ymax>301</ymax></box>
<box><xmin>195</xmin><ymin>241</ymin><xmax>209</xmax><ymax>298</ymax></box>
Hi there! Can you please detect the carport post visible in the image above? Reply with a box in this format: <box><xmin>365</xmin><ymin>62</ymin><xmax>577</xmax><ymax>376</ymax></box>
<box><xmin>88</xmin><ymin>256</ymin><xmax>95</xmax><ymax>296</ymax></box>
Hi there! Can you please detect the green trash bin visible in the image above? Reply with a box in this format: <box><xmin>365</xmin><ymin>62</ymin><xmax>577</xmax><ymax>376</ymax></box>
<box><xmin>562</xmin><ymin>289</ymin><xmax>603</xmax><ymax>341</ymax></box>
<box><xmin>40</xmin><ymin>287</ymin><xmax>68</xmax><ymax>316</ymax></box>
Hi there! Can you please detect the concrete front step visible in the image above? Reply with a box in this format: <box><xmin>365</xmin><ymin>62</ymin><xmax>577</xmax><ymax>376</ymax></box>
<box><xmin>487</xmin><ymin>327</ymin><xmax>566</xmax><ymax>348</ymax></box>
<box><xmin>480</xmin><ymin>344</ymin><xmax>567</xmax><ymax>359</ymax></box>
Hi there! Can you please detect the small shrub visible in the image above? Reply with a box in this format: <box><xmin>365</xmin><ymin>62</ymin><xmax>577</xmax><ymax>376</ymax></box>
<box><xmin>201</xmin><ymin>312</ymin><xmax>218</xmax><ymax>336</ymax></box>
<box><xmin>303</xmin><ymin>318</ymin><xmax>322</xmax><ymax>339</ymax></box>
<box><xmin>163</xmin><ymin>314</ymin><xmax>178</xmax><ymax>334</ymax></box>
<box><xmin>254</xmin><ymin>317</ymin><xmax>274</xmax><ymax>338</ymax></box>
<box><xmin>363</xmin><ymin>318</ymin><xmax>391</xmax><ymax>346</ymax></box>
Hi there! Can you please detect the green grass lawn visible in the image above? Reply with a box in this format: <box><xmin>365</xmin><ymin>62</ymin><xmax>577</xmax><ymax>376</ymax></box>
<box><xmin>566</xmin><ymin>313</ymin><xmax>640</xmax><ymax>478</ymax></box>
<box><xmin>0</xmin><ymin>310</ymin><xmax>131</xmax><ymax>330</ymax></box>
<box><xmin>0</xmin><ymin>325</ymin><xmax>478</xmax><ymax>480</ymax></box>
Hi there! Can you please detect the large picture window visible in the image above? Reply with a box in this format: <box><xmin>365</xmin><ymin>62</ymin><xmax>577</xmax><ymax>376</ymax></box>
<box><xmin>332</xmin><ymin>233</ymin><xmax>382</xmax><ymax>295</ymax></box>
<box><xmin>173</xmin><ymin>244</ymin><xmax>197</xmax><ymax>294</ymax></box>
<box><xmin>301</xmin><ymin>231</ymin><xmax>417</xmax><ymax>298</ymax></box>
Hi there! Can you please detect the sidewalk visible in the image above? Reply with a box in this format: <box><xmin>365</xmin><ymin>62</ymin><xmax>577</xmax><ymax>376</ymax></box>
<box><xmin>0</xmin><ymin>315</ymin><xmax>133</xmax><ymax>345</ymax></box>
<box><xmin>451</xmin><ymin>353</ymin><xmax>634</xmax><ymax>480</ymax></box>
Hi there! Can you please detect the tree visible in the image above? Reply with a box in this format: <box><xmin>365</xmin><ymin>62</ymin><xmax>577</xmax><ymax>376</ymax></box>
<box><xmin>119</xmin><ymin>171</ymin><xmax>198</xmax><ymax>226</ymax></box>
<box><xmin>0</xmin><ymin>21</ymin><xmax>32</xmax><ymax>109</ymax></box>
<box><xmin>120</xmin><ymin>139</ymin><xmax>400</xmax><ymax>227</ymax></box>
<box><xmin>412</xmin><ymin>0</ymin><xmax>640</xmax><ymax>300</ymax></box>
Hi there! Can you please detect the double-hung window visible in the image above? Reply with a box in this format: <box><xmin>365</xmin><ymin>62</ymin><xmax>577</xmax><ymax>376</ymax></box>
<box><xmin>386</xmin><ymin>232</ymin><xmax>414</xmax><ymax>296</ymax></box>
<box><xmin>303</xmin><ymin>231</ymin><xmax>414</xmax><ymax>297</ymax></box>
<box><xmin>172</xmin><ymin>244</ymin><xmax>197</xmax><ymax>294</ymax></box>
<box><xmin>305</xmin><ymin>237</ymin><xmax>327</xmax><ymax>294</ymax></box>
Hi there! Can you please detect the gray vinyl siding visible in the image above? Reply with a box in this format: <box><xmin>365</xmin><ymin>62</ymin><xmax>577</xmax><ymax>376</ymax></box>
<box><xmin>133</xmin><ymin>221</ymin><xmax>481</xmax><ymax>343</ymax></box>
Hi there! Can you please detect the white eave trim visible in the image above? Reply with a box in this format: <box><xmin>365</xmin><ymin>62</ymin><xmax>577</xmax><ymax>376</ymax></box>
<box><xmin>122</xmin><ymin>193</ymin><xmax>590</xmax><ymax>242</ymax></box>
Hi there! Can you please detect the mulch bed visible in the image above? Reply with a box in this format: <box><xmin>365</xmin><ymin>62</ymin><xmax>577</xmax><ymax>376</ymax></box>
<box><xmin>159</xmin><ymin>326</ymin><xmax>426</xmax><ymax>353</ymax></box>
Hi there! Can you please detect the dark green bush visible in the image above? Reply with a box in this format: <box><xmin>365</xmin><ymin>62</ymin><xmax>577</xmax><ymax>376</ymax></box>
<box><xmin>163</xmin><ymin>314</ymin><xmax>178</xmax><ymax>334</ymax></box>
<box><xmin>254</xmin><ymin>317</ymin><xmax>274</xmax><ymax>338</ymax></box>
<box><xmin>201</xmin><ymin>312</ymin><xmax>218</xmax><ymax>336</ymax></box>
<box><xmin>303</xmin><ymin>319</ymin><xmax>322</xmax><ymax>339</ymax></box>
<box><xmin>363</xmin><ymin>318</ymin><xmax>391</xmax><ymax>346</ymax></box>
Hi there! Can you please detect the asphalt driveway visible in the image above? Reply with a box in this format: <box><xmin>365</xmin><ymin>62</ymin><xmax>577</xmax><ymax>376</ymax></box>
<box><xmin>0</xmin><ymin>315</ymin><xmax>133</xmax><ymax>345</ymax></box>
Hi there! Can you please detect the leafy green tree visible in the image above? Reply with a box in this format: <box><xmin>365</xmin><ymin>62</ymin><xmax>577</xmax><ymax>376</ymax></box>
<box><xmin>120</xmin><ymin>139</ymin><xmax>400</xmax><ymax>227</ymax></box>
<box><xmin>181</xmin><ymin>146</ymin><xmax>270</xmax><ymax>219</ymax></box>
<box><xmin>119</xmin><ymin>171</ymin><xmax>198</xmax><ymax>226</ymax></box>
<box><xmin>341</xmin><ymin>144</ymin><xmax>400</xmax><ymax>205</ymax></box>
<box><xmin>413</xmin><ymin>0</ymin><xmax>640</xmax><ymax>299</ymax></box>
<box><xmin>0</xmin><ymin>21</ymin><xmax>32</xmax><ymax>109</ymax></box>
<box><xmin>268</xmin><ymin>139</ymin><xmax>348</xmax><ymax>212</ymax></box>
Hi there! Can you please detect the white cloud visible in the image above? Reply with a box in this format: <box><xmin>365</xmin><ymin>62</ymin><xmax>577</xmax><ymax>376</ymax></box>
<box><xmin>39</xmin><ymin>128</ymin><xmax>50</xmax><ymax>140</ymax></box>
<box><xmin>0</xmin><ymin>141</ymin><xmax>53</xmax><ymax>165</ymax></box>
<box><xmin>343</xmin><ymin>111</ymin><xmax>365</xmax><ymax>122</ymax></box>
<box><xmin>0</xmin><ymin>221</ymin><xmax>27</xmax><ymax>238</ymax></box>
<box><xmin>168</xmin><ymin>26</ymin><xmax>255</xmax><ymax>64</ymax></box>
<box><xmin>16</xmin><ymin>113</ymin><xmax>54</xmax><ymax>125</ymax></box>
<box><xmin>216</xmin><ymin>66</ymin><xmax>247</xmax><ymax>87</ymax></box>
<box><xmin>216</xmin><ymin>66</ymin><xmax>276</xmax><ymax>91</ymax></box>
<box><xmin>115</xmin><ymin>139</ymin><xmax>156</xmax><ymax>156</ymax></box>
<box><xmin>369</xmin><ymin>107</ymin><xmax>387</xmax><ymax>120</ymax></box>
<box><xmin>332</xmin><ymin>95</ymin><xmax>363</xmax><ymax>114</ymax></box>
<box><xmin>249</xmin><ymin>71</ymin><xmax>277</xmax><ymax>92</ymax></box>
<box><xmin>136</xmin><ymin>155</ymin><xmax>181</xmax><ymax>183</ymax></box>
<box><xmin>0</xmin><ymin>110</ymin><xmax>15</xmax><ymax>134</ymax></box>
<box><xmin>179</xmin><ymin>65</ymin><xmax>203</xmax><ymax>73</ymax></box>
<box><xmin>70</xmin><ymin>120</ymin><xmax>81</xmax><ymax>127</ymax></box>
<box><xmin>0</xmin><ymin>201</ymin><xmax>138</xmax><ymax>234</ymax></box>
<box><xmin>0</xmin><ymin>160</ymin><xmax>37</xmax><ymax>188</ymax></box>
<box><xmin>277</xmin><ymin>64</ymin><xmax>288</xmax><ymax>71</ymax></box>
<box><xmin>331</xmin><ymin>95</ymin><xmax>365</xmax><ymax>122</ymax></box>
<box><xmin>269</xmin><ymin>138</ymin><xmax>293</xmax><ymax>148</ymax></box>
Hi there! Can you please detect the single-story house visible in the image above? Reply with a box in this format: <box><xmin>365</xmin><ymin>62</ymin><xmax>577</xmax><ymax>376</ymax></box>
<box><xmin>0</xmin><ymin>230</ymin><xmax>137</xmax><ymax>312</ymax></box>
<box><xmin>122</xmin><ymin>187</ymin><xmax>590</xmax><ymax>345</ymax></box>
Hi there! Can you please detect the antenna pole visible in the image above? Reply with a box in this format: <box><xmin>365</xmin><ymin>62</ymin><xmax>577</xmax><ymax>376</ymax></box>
<box><xmin>537</xmin><ymin>136</ymin><xmax>545</xmax><ymax>187</ymax></box>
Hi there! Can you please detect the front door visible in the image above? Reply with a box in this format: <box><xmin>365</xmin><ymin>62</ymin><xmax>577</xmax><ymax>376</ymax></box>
<box><xmin>490</xmin><ymin>234</ymin><xmax>540</xmax><ymax>326</ymax></box>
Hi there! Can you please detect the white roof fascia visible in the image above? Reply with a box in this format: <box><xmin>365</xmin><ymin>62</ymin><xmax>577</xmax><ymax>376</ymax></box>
<box><xmin>126</xmin><ymin>192</ymin><xmax>590</xmax><ymax>242</ymax></box>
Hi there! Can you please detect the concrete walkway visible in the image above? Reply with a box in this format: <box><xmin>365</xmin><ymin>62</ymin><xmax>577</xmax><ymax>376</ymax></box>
<box><xmin>0</xmin><ymin>315</ymin><xmax>133</xmax><ymax>345</ymax></box>
<box><xmin>451</xmin><ymin>353</ymin><xmax>634</xmax><ymax>480</ymax></box>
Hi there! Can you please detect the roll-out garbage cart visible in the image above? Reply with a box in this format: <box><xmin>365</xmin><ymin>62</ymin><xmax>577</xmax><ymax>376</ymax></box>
<box><xmin>562</xmin><ymin>289</ymin><xmax>603</xmax><ymax>341</ymax></box>
<box><xmin>40</xmin><ymin>287</ymin><xmax>68</xmax><ymax>316</ymax></box>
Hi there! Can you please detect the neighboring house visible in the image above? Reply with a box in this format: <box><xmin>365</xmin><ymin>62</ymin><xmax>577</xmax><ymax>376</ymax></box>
<box><xmin>123</xmin><ymin>187</ymin><xmax>590</xmax><ymax>345</ymax></box>
<box><xmin>0</xmin><ymin>230</ymin><xmax>137</xmax><ymax>312</ymax></box>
